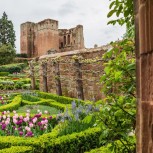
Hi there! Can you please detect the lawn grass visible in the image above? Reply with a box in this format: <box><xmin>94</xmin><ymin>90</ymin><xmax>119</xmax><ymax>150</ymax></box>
<box><xmin>16</xmin><ymin>105</ymin><xmax>60</xmax><ymax>115</ymax></box>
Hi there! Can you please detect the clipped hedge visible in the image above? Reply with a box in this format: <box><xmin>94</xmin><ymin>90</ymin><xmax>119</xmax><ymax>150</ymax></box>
<box><xmin>44</xmin><ymin>127</ymin><xmax>101</xmax><ymax>153</ymax></box>
<box><xmin>0</xmin><ymin>95</ymin><xmax>22</xmax><ymax>112</ymax></box>
<box><xmin>0</xmin><ymin>127</ymin><xmax>101</xmax><ymax>153</ymax></box>
<box><xmin>0</xmin><ymin>63</ymin><xmax>27</xmax><ymax>73</ymax></box>
<box><xmin>0</xmin><ymin>136</ymin><xmax>42</xmax><ymax>152</ymax></box>
<box><xmin>0</xmin><ymin>146</ymin><xmax>33</xmax><ymax>153</ymax></box>
<box><xmin>0</xmin><ymin>72</ymin><xmax>9</xmax><ymax>76</ymax></box>
<box><xmin>85</xmin><ymin>145</ymin><xmax>111</xmax><ymax>153</ymax></box>
<box><xmin>21</xmin><ymin>99</ymin><xmax>68</xmax><ymax>111</ymax></box>
<box><xmin>36</xmin><ymin>91</ymin><xmax>90</xmax><ymax>105</ymax></box>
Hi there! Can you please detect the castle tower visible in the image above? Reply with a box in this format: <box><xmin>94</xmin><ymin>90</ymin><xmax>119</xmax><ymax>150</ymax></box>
<box><xmin>20</xmin><ymin>22</ymin><xmax>35</xmax><ymax>57</ymax></box>
<box><xmin>20</xmin><ymin>19</ymin><xmax>85</xmax><ymax>57</ymax></box>
<box><xmin>35</xmin><ymin>19</ymin><xmax>59</xmax><ymax>56</ymax></box>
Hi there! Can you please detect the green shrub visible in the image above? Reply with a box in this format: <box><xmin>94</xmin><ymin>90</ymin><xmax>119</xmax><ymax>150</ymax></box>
<box><xmin>36</xmin><ymin>91</ymin><xmax>88</xmax><ymax>105</ymax></box>
<box><xmin>0</xmin><ymin>136</ymin><xmax>42</xmax><ymax>152</ymax></box>
<box><xmin>21</xmin><ymin>99</ymin><xmax>67</xmax><ymax>112</ymax></box>
<box><xmin>0</xmin><ymin>146</ymin><xmax>34</xmax><ymax>153</ymax></box>
<box><xmin>0</xmin><ymin>63</ymin><xmax>27</xmax><ymax>73</ymax></box>
<box><xmin>85</xmin><ymin>145</ymin><xmax>111</xmax><ymax>153</ymax></box>
<box><xmin>16</xmin><ymin>53</ymin><xmax>28</xmax><ymax>58</ymax></box>
<box><xmin>44</xmin><ymin>127</ymin><xmax>101</xmax><ymax>153</ymax></box>
<box><xmin>0</xmin><ymin>95</ymin><xmax>21</xmax><ymax>112</ymax></box>
<box><xmin>0</xmin><ymin>72</ymin><xmax>9</xmax><ymax>76</ymax></box>
<box><xmin>22</xmin><ymin>94</ymin><xmax>40</xmax><ymax>102</ymax></box>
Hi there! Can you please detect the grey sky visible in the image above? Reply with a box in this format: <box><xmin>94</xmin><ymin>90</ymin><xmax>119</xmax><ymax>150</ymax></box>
<box><xmin>0</xmin><ymin>0</ymin><xmax>126</xmax><ymax>53</ymax></box>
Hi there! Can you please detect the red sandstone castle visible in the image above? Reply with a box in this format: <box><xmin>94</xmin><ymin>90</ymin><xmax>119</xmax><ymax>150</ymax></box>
<box><xmin>20</xmin><ymin>19</ymin><xmax>85</xmax><ymax>57</ymax></box>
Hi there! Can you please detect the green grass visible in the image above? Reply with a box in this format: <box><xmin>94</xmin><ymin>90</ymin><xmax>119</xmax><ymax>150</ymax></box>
<box><xmin>16</xmin><ymin>105</ymin><xmax>60</xmax><ymax>115</ymax></box>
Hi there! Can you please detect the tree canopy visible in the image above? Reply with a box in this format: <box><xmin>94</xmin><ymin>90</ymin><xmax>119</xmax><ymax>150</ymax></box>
<box><xmin>107</xmin><ymin>0</ymin><xmax>134</xmax><ymax>38</ymax></box>
<box><xmin>0</xmin><ymin>12</ymin><xmax>16</xmax><ymax>48</ymax></box>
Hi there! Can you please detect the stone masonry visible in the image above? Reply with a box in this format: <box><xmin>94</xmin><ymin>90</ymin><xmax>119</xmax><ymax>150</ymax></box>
<box><xmin>135</xmin><ymin>0</ymin><xmax>153</xmax><ymax>152</ymax></box>
<box><xmin>39</xmin><ymin>45</ymin><xmax>110</xmax><ymax>101</ymax></box>
<box><xmin>20</xmin><ymin>19</ymin><xmax>84</xmax><ymax>57</ymax></box>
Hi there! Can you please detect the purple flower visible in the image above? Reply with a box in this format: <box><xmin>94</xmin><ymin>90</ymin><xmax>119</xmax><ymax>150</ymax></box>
<box><xmin>19</xmin><ymin>131</ymin><xmax>23</xmax><ymax>136</ymax></box>
<box><xmin>49</xmin><ymin>116</ymin><xmax>52</xmax><ymax>120</ymax></box>
<box><xmin>2</xmin><ymin>123</ymin><xmax>6</xmax><ymax>130</ymax></box>
<box><xmin>34</xmin><ymin>114</ymin><xmax>41</xmax><ymax>118</ymax></box>
<box><xmin>16</xmin><ymin>119</ymin><xmax>23</xmax><ymax>125</ymax></box>
<box><xmin>26</xmin><ymin>131</ymin><xmax>33</xmax><ymax>137</ymax></box>
<box><xmin>37</xmin><ymin>122</ymin><xmax>42</xmax><ymax>126</ymax></box>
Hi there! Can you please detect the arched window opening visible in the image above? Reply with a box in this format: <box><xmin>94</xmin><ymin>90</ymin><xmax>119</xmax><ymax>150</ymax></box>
<box><xmin>64</xmin><ymin>36</ymin><xmax>66</xmax><ymax>45</ymax></box>
<box><xmin>67</xmin><ymin>35</ymin><xmax>70</xmax><ymax>45</ymax></box>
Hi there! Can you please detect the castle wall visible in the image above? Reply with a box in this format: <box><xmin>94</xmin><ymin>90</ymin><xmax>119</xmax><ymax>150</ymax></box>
<box><xmin>59</xmin><ymin>25</ymin><xmax>84</xmax><ymax>52</ymax></box>
<box><xmin>21</xmin><ymin>19</ymin><xmax>85</xmax><ymax>57</ymax></box>
<box><xmin>35</xmin><ymin>19</ymin><xmax>59</xmax><ymax>56</ymax></box>
<box><xmin>39</xmin><ymin>46</ymin><xmax>110</xmax><ymax>101</ymax></box>
<box><xmin>20</xmin><ymin>22</ymin><xmax>35</xmax><ymax>57</ymax></box>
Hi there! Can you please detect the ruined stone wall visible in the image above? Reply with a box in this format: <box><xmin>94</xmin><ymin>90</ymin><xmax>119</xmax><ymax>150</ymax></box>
<box><xmin>135</xmin><ymin>0</ymin><xmax>153</xmax><ymax>152</ymax></box>
<box><xmin>59</xmin><ymin>25</ymin><xmax>84</xmax><ymax>52</ymax></box>
<box><xmin>20</xmin><ymin>19</ymin><xmax>85</xmax><ymax>58</ymax></box>
<box><xmin>39</xmin><ymin>46</ymin><xmax>110</xmax><ymax>101</ymax></box>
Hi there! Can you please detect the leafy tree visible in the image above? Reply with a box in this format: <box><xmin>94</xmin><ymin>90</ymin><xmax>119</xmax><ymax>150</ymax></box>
<box><xmin>0</xmin><ymin>44</ymin><xmax>16</xmax><ymax>65</ymax></box>
<box><xmin>99</xmin><ymin>39</ymin><xmax>136</xmax><ymax>152</ymax></box>
<box><xmin>0</xmin><ymin>12</ymin><xmax>16</xmax><ymax>48</ymax></box>
<box><xmin>107</xmin><ymin>0</ymin><xmax>134</xmax><ymax>38</ymax></box>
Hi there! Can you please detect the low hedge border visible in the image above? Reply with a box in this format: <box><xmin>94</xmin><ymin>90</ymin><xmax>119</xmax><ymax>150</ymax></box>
<box><xmin>84</xmin><ymin>145</ymin><xmax>111</xmax><ymax>153</ymax></box>
<box><xmin>21</xmin><ymin>99</ymin><xmax>69</xmax><ymax>112</ymax></box>
<box><xmin>0</xmin><ymin>146</ymin><xmax>34</xmax><ymax>153</ymax></box>
<box><xmin>35</xmin><ymin>91</ymin><xmax>91</xmax><ymax>105</ymax></box>
<box><xmin>0</xmin><ymin>95</ymin><xmax>22</xmax><ymax>112</ymax></box>
<box><xmin>0</xmin><ymin>127</ymin><xmax>101</xmax><ymax>153</ymax></box>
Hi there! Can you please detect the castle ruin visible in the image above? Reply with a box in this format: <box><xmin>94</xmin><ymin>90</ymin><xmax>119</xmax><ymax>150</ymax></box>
<box><xmin>20</xmin><ymin>19</ymin><xmax>84</xmax><ymax>57</ymax></box>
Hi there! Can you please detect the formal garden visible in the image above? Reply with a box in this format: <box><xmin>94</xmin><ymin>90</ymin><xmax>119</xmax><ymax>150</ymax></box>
<box><xmin>0</xmin><ymin>0</ymin><xmax>139</xmax><ymax>152</ymax></box>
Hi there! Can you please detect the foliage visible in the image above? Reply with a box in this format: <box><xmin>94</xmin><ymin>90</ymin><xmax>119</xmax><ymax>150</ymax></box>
<box><xmin>0</xmin><ymin>72</ymin><xmax>9</xmax><ymax>76</ymax></box>
<box><xmin>0</xmin><ymin>44</ymin><xmax>16</xmax><ymax>65</ymax></box>
<box><xmin>36</xmin><ymin>91</ymin><xmax>88</xmax><ymax>105</ymax></box>
<box><xmin>0</xmin><ymin>63</ymin><xmax>27</xmax><ymax>73</ymax></box>
<box><xmin>16</xmin><ymin>53</ymin><xmax>28</xmax><ymax>58</ymax></box>
<box><xmin>57</xmin><ymin>101</ymin><xmax>99</xmax><ymax>136</ymax></box>
<box><xmin>107</xmin><ymin>0</ymin><xmax>134</xmax><ymax>38</ymax></box>
<box><xmin>16</xmin><ymin>105</ymin><xmax>59</xmax><ymax>115</ymax></box>
<box><xmin>0</xmin><ymin>146</ymin><xmax>34</xmax><ymax>153</ymax></box>
<box><xmin>0</xmin><ymin>95</ymin><xmax>22</xmax><ymax>112</ymax></box>
<box><xmin>0</xmin><ymin>12</ymin><xmax>16</xmax><ymax>48</ymax></box>
<box><xmin>99</xmin><ymin>39</ymin><xmax>136</xmax><ymax>152</ymax></box>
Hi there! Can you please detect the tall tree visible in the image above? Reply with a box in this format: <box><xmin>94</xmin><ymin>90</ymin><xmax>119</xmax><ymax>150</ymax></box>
<box><xmin>0</xmin><ymin>12</ymin><xmax>16</xmax><ymax>48</ymax></box>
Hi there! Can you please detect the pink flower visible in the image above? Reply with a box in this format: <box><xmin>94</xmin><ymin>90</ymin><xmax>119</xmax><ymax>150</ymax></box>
<box><xmin>32</xmin><ymin>117</ymin><xmax>37</xmax><ymax>123</ymax></box>
<box><xmin>5</xmin><ymin>120</ymin><xmax>9</xmax><ymax>125</ymax></box>
<box><xmin>19</xmin><ymin>115</ymin><xmax>23</xmax><ymax>119</ymax></box>
<box><xmin>29</xmin><ymin>123</ymin><xmax>34</xmax><ymax>128</ymax></box>
<box><xmin>25</xmin><ymin>126</ymin><xmax>31</xmax><ymax>131</ymax></box>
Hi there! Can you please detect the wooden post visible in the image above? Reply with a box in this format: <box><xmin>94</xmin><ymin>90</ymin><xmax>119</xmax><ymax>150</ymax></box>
<box><xmin>74</xmin><ymin>59</ymin><xmax>84</xmax><ymax>100</ymax></box>
<box><xmin>135</xmin><ymin>0</ymin><xmax>153</xmax><ymax>152</ymax></box>
<box><xmin>29</xmin><ymin>61</ymin><xmax>36</xmax><ymax>90</ymax></box>
<box><xmin>42</xmin><ymin>62</ymin><xmax>48</xmax><ymax>92</ymax></box>
<box><xmin>53</xmin><ymin>61</ymin><xmax>62</xmax><ymax>96</ymax></box>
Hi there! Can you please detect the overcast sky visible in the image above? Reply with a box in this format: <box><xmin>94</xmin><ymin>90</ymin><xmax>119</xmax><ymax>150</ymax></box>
<box><xmin>0</xmin><ymin>0</ymin><xmax>126</xmax><ymax>53</ymax></box>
